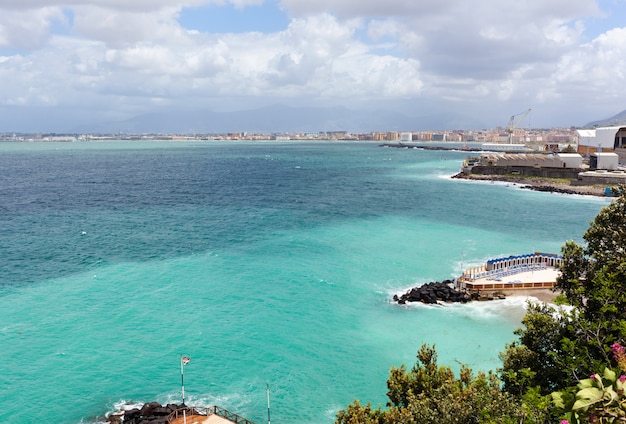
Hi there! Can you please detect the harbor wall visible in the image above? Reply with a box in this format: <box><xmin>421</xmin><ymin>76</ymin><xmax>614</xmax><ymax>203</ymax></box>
<box><xmin>470</xmin><ymin>165</ymin><xmax>581</xmax><ymax>179</ymax></box>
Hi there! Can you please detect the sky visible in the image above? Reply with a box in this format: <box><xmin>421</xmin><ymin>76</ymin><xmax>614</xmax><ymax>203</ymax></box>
<box><xmin>1</xmin><ymin>0</ymin><xmax>626</xmax><ymax>132</ymax></box>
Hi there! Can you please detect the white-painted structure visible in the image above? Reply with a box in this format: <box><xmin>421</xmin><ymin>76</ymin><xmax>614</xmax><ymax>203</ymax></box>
<box><xmin>590</xmin><ymin>152</ymin><xmax>619</xmax><ymax>170</ymax></box>
<box><xmin>576</xmin><ymin>126</ymin><xmax>626</xmax><ymax>154</ymax></box>
<box><xmin>556</xmin><ymin>153</ymin><xmax>584</xmax><ymax>168</ymax></box>
<box><xmin>482</xmin><ymin>143</ymin><xmax>528</xmax><ymax>151</ymax></box>
<box><xmin>400</xmin><ymin>132</ymin><xmax>413</xmax><ymax>142</ymax></box>
<box><xmin>477</xmin><ymin>153</ymin><xmax>582</xmax><ymax>169</ymax></box>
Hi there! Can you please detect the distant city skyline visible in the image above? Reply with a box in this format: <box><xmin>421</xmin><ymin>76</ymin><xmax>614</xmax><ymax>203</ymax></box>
<box><xmin>0</xmin><ymin>126</ymin><xmax>582</xmax><ymax>146</ymax></box>
<box><xmin>1</xmin><ymin>0</ymin><xmax>625</xmax><ymax>132</ymax></box>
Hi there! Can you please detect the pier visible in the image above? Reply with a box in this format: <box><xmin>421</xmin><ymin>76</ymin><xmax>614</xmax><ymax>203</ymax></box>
<box><xmin>393</xmin><ymin>253</ymin><xmax>564</xmax><ymax>305</ymax></box>
<box><xmin>168</xmin><ymin>406</ymin><xmax>255</xmax><ymax>424</ymax></box>
<box><xmin>107</xmin><ymin>403</ymin><xmax>255</xmax><ymax>424</ymax></box>
<box><xmin>456</xmin><ymin>253</ymin><xmax>562</xmax><ymax>293</ymax></box>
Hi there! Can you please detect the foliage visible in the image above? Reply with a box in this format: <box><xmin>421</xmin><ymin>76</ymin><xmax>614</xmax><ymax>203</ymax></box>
<box><xmin>552</xmin><ymin>344</ymin><xmax>626</xmax><ymax>423</ymax></box>
<box><xmin>558</xmin><ymin>188</ymin><xmax>626</xmax><ymax>327</ymax></box>
<box><xmin>336</xmin><ymin>344</ymin><xmax>549</xmax><ymax>424</ymax></box>
<box><xmin>501</xmin><ymin>189</ymin><xmax>626</xmax><ymax>394</ymax></box>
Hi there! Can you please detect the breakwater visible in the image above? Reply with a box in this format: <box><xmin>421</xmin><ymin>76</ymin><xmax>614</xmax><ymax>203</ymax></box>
<box><xmin>393</xmin><ymin>280</ymin><xmax>511</xmax><ymax>305</ymax></box>
<box><xmin>105</xmin><ymin>402</ymin><xmax>181</xmax><ymax>424</ymax></box>
<box><xmin>393</xmin><ymin>280</ymin><xmax>471</xmax><ymax>304</ymax></box>
<box><xmin>380</xmin><ymin>143</ymin><xmax>483</xmax><ymax>151</ymax></box>
<box><xmin>104</xmin><ymin>403</ymin><xmax>256</xmax><ymax>424</ymax></box>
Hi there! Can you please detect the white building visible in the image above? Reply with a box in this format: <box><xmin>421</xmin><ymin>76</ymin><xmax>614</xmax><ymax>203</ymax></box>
<box><xmin>400</xmin><ymin>132</ymin><xmax>413</xmax><ymax>142</ymax></box>
<box><xmin>556</xmin><ymin>153</ymin><xmax>584</xmax><ymax>168</ymax></box>
<box><xmin>590</xmin><ymin>152</ymin><xmax>619</xmax><ymax>170</ymax></box>
<box><xmin>576</xmin><ymin>126</ymin><xmax>626</xmax><ymax>154</ymax></box>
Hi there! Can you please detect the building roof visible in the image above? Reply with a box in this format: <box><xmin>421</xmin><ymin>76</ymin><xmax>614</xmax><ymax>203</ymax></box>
<box><xmin>576</xmin><ymin>129</ymin><xmax>596</xmax><ymax>137</ymax></box>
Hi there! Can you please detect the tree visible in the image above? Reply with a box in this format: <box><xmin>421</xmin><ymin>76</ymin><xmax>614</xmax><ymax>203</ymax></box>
<box><xmin>559</xmin><ymin>190</ymin><xmax>626</xmax><ymax>336</ymax></box>
<box><xmin>336</xmin><ymin>345</ymin><xmax>547</xmax><ymax>424</ymax></box>
<box><xmin>501</xmin><ymin>189</ymin><xmax>626</xmax><ymax>394</ymax></box>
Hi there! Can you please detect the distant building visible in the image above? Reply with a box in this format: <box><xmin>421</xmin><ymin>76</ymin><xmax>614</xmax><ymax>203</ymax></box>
<box><xmin>557</xmin><ymin>153</ymin><xmax>584</xmax><ymax>169</ymax></box>
<box><xmin>481</xmin><ymin>143</ymin><xmax>528</xmax><ymax>152</ymax></box>
<box><xmin>590</xmin><ymin>152</ymin><xmax>619</xmax><ymax>170</ymax></box>
<box><xmin>386</xmin><ymin>131</ymin><xmax>399</xmax><ymax>141</ymax></box>
<box><xmin>576</xmin><ymin>126</ymin><xmax>626</xmax><ymax>154</ymax></box>
<box><xmin>476</xmin><ymin>153</ymin><xmax>582</xmax><ymax>169</ymax></box>
<box><xmin>400</xmin><ymin>132</ymin><xmax>413</xmax><ymax>142</ymax></box>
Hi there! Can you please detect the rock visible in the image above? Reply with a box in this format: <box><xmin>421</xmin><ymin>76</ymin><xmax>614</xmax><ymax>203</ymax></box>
<box><xmin>141</xmin><ymin>402</ymin><xmax>161</xmax><ymax>415</ymax></box>
<box><xmin>123</xmin><ymin>408</ymin><xmax>141</xmax><ymax>422</ymax></box>
<box><xmin>106</xmin><ymin>414</ymin><xmax>123</xmax><ymax>424</ymax></box>
<box><xmin>394</xmin><ymin>281</ymin><xmax>470</xmax><ymax>304</ymax></box>
<box><xmin>121</xmin><ymin>402</ymin><xmax>185</xmax><ymax>424</ymax></box>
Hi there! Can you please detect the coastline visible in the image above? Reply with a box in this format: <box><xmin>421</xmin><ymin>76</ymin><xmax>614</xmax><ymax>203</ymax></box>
<box><xmin>452</xmin><ymin>173</ymin><xmax>608</xmax><ymax>197</ymax></box>
<box><xmin>494</xmin><ymin>288</ymin><xmax>559</xmax><ymax>304</ymax></box>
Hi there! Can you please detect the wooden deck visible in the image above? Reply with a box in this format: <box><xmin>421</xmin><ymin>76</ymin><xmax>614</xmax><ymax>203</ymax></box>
<box><xmin>167</xmin><ymin>406</ymin><xmax>255</xmax><ymax>424</ymax></box>
<box><xmin>457</xmin><ymin>267</ymin><xmax>560</xmax><ymax>292</ymax></box>
<box><xmin>171</xmin><ymin>415</ymin><xmax>235</xmax><ymax>424</ymax></box>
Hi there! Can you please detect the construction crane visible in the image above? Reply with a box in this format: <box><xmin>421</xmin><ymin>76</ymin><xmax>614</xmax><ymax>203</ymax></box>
<box><xmin>508</xmin><ymin>108</ymin><xmax>531</xmax><ymax>144</ymax></box>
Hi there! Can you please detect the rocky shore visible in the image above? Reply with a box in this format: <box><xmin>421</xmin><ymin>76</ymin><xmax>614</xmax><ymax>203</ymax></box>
<box><xmin>392</xmin><ymin>280</ymin><xmax>559</xmax><ymax>305</ymax></box>
<box><xmin>452</xmin><ymin>173</ymin><xmax>608</xmax><ymax>196</ymax></box>
<box><xmin>380</xmin><ymin>143</ymin><xmax>484</xmax><ymax>152</ymax></box>
<box><xmin>104</xmin><ymin>402</ymin><xmax>182</xmax><ymax>424</ymax></box>
<box><xmin>393</xmin><ymin>280</ymin><xmax>505</xmax><ymax>305</ymax></box>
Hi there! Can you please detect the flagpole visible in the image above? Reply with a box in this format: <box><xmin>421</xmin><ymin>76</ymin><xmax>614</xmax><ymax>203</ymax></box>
<box><xmin>266</xmin><ymin>383</ymin><xmax>271</xmax><ymax>424</ymax></box>
<box><xmin>180</xmin><ymin>354</ymin><xmax>186</xmax><ymax>407</ymax></box>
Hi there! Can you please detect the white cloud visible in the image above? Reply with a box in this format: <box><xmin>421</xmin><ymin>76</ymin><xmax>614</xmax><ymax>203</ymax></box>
<box><xmin>0</xmin><ymin>0</ymin><xmax>624</xmax><ymax>130</ymax></box>
<box><xmin>367</xmin><ymin>19</ymin><xmax>400</xmax><ymax>41</ymax></box>
<box><xmin>552</xmin><ymin>27</ymin><xmax>626</xmax><ymax>94</ymax></box>
<box><xmin>71</xmin><ymin>6</ymin><xmax>189</xmax><ymax>47</ymax></box>
<box><xmin>0</xmin><ymin>7</ymin><xmax>65</xmax><ymax>49</ymax></box>
<box><xmin>0</xmin><ymin>0</ymin><xmax>214</xmax><ymax>12</ymax></box>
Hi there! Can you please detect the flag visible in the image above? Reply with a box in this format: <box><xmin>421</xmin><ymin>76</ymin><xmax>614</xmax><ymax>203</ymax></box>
<box><xmin>182</xmin><ymin>356</ymin><xmax>190</xmax><ymax>365</ymax></box>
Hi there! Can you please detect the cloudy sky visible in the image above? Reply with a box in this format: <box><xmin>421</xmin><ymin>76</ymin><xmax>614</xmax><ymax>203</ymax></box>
<box><xmin>1</xmin><ymin>0</ymin><xmax>625</xmax><ymax>132</ymax></box>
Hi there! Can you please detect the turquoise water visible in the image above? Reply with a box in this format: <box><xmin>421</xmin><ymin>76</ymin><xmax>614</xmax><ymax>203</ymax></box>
<box><xmin>0</xmin><ymin>141</ymin><xmax>609</xmax><ymax>423</ymax></box>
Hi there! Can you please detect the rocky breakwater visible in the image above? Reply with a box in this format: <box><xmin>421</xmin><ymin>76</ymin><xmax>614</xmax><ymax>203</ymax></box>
<box><xmin>105</xmin><ymin>402</ymin><xmax>182</xmax><ymax>424</ymax></box>
<box><xmin>393</xmin><ymin>280</ymin><xmax>471</xmax><ymax>305</ymax></box>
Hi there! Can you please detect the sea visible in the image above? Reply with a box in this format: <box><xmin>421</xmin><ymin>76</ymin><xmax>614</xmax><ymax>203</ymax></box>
<box><xmin>0</xmin><ymin>140</ymin><xmax>610</xmax><ymax>423</ymax></box>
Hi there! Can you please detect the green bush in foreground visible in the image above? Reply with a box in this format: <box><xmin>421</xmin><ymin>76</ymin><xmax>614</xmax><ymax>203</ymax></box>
<box><xmin>500</xmin><ymin>188</ymin><xmax>626</xmax><ymax>396</ymax></box>
<box><xmin>552</xmin><ymin>343</ymin><xmax>626</xmax><ymax>423</ymax></box>
<box><xmin>335</xmin><ymin>344</ymin><xmax>550</xmax><ymax>424</ymax></box>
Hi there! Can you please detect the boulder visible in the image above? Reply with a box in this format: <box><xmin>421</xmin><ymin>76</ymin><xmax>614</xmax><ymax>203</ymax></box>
<box><xmin>394</xmin><ymin>280</ymin><xmax>470</xmax><ymax>304</ymax></box>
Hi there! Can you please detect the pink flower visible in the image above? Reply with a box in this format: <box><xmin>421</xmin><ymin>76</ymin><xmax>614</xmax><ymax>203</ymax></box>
<box><xmin>614</xmin><ymin>343</ymin><xmax>626</xmax><ymax>371</ymax></box>
<box><xmin>560</xmin><ymin>420</ymin><xmax>569</xmax><ymax>424</ymax></box>
<box><xmin>612</xmin><ymin>344</ymin><xmax>625</xmax><ymax>359</ymax></box>
<box><xmin>590</xmin><ymin>374</ymin><xmax>596</xmax><ymax>380</ymax></box>
<box><xmin>619</xmin><ymin>375</ymin><xmax>626</xmax><ymax>383</ymax></box>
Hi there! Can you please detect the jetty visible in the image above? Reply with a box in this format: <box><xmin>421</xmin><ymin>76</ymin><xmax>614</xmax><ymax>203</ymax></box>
<box><xmin>394</xmin><ymin>253</ymin><xmax>562</xmax><ymax>305</ymax></box>
<box><xmin>105</xmin><ymin>403</ymin><xmax>255</xmax><ymax>424</ymax></box>
<box><xmin>168</xmin><ymin>406</ymin><xmax>255</xmax><ymax>424</ymax></box>
<box><xmin>456</xmin><ymin>252</ymin><xmax>562</xmax><ymax>293</ymax></box>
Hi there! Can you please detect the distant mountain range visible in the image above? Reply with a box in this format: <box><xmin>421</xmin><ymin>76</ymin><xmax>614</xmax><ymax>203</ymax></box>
<box><xmin>73</xmin><ymin>104</ymin><xmax>438</xmax><ymax>134</ymax></box>
<box><xmin>6</xmin><ymin>103</ymin><xmax>624</xmax><ymax>134</ymax></box>
<box><xmin>585</xmin><ymin>109</ymin><xmax>626</xmax><ymax>127</ymax></box>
